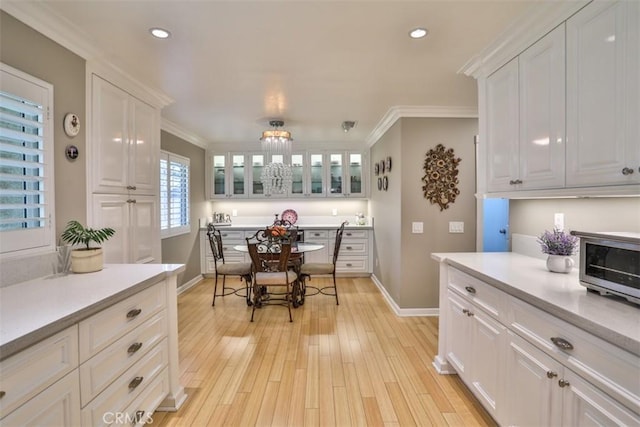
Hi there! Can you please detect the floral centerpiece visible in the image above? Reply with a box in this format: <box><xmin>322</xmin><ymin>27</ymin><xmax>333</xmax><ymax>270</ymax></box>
<box><xmin>537</xmin><ymin>228</ymin><xmax>579</xmax><ymax>273</ymax></box>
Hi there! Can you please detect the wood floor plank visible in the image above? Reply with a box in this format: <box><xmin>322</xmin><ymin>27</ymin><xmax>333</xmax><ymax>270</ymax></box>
<box><xmin>153</xmin><ymin>277</ymin><xmax>493</xmax><ymax>426</ymax></box>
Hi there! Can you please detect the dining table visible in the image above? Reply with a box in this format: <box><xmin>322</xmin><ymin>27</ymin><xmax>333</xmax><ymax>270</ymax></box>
<box><xmin>233</xmin><ymin>243</ymin><xmax>325</xmax><ymax>307</ymax></box>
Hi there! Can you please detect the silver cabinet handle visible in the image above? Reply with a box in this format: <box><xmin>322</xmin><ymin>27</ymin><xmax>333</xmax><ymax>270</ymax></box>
<box><xmin>558</xmin><ymin>379</ymin><xmax>570</xmax><ymax>388</ymax></box>
<box><xmin>622</xmin><ymin>167</ymin><xmax>634</xmax><ymax>175</ymax></box>
<box><xmin>126</xmin><ymin>185</ymin><xmax>137</xmax><ymax>190</ymax></box>
<box><xmin>546</xmin><ymin>371</ymin><xmax>558</xmax><ymax>379</ymax></box>
<box><xmin>128</xmin><ymin>376</ymin><xmax>144</xmax><ymax>390</ymax></box>
<box><xmin>464</xmin><ymin>286</ymin><xmax>476</xmax><ymax>294</ymax></box>
<box><xmin>346</xmin><ymin>263</ymin><xmax>353</xmax><ymax>267</ymax></box>
<box><xmin>550</xmin><ymin>337</ymin><xmax>573</xmax><ymax>350</ymax></box>
<box><xmin>462</xmin><ymin>309</ymin><xmax>473</xmax><ymax>316</ymax></box>
<box><xmin>126</xmin><ymin>308</ymin><xmax>142</xmax><ymax>319</ymax></box>
<box><xmin>346</xmin><ymin>246</ymin><xmax>353</xmax><ymax>250</ymax></box>
<box><xmin>127</xmin><ymin>342</ymin><xmax>143</xmax><ymax>354</ymax></box>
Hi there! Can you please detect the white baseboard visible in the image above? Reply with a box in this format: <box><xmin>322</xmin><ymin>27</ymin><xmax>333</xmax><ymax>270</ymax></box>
<box><xmin>370</xmin><ymin>274</ymin><xmax>439</xmax><ymax>317</ymax></box>
<box><xmin>177</xmin><ymin>274</ymin><xmax>204</xmax><ymax>295</ymax></box>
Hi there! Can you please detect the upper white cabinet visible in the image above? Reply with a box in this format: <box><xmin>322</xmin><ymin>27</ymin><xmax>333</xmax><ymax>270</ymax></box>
<box><xmin>486</xmin><ymin>24</ymin><xmax>565</xmax><ymax>192</ymax></box>
<box><xmin>290</xmin><ymin>152</ymin><xmax>326</xmax><ymax>198</ymax></box>
<box><xmin>91</xmin><ymin>75</ymin><xmax>159</xmax><ymax>195</ymax></box>
<box><xmin>566</xmin><ymin>0</ymin><xmax>640</xmax><ymax>186</ymax></box>
<box><xmin>210</xmin><ymin>153</ymin><xmax>248</xmax><ymax>199</ymax></box>
<box><xmin>327</xmin><ymin>151</ymin><xmax>366</xmax><ymax>198</ymax></box>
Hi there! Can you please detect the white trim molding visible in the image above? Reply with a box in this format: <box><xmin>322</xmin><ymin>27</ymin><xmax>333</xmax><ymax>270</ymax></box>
<box><xmin>459</xmin><ymin>1</ymin><xmax>590</xmax><ymax>78</ymax></box>
<box><xmin>177</xmin><ymin>275</ymin><xmax>203</xmax><ymax>296</ymax></box>
<box><xmin>371</xmin><ymin>274</ymin><xmax>439</xmax><ymax>317</ymax></box>
<box><xmin>366</xmin><ymin>105</ymin><xmax>479</xmax><ymax>147</ymax></box>
<box><xmin>162</xmin><ymin>118</ymin><xmax>209</xmax><ymax>150</ymax></box>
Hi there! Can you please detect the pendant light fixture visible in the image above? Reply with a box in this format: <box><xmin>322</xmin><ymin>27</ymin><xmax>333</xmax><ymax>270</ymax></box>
<box><xmin>260</xmin><ymin>120</ymin><xmax>293</xmax><ymax>195</ymax></box>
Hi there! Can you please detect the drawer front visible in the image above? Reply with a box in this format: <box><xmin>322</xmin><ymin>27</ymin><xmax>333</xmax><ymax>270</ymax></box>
<box><xmin>335</xmin><ymin>258</ymin><xmax>367</xmax><ymax>273</ymax></box>
<box><xmin>123</xmin><ymin>367</ymin><xmax>170</xmax><ymax>427</ymax></box>
<box><xmin>510</xmin><ymin>298</ymin><xmax>640</xmax><ymax>412</ymax></box>
<box><xmin>1</xmin><ymin>370</ymin><xmax>81</xmax><ymax>426</ymax></box>
<box><xmin>334</xmin><ymin>241</ymin><xmax>368</xmax><ymax>256</ymax></box>
<box><xmin>79</xmin><ymin>282</ymin><xmax>166</xmax><ymax>362</ymax></box>
<box><xmin>305</xmin><ymin>230</ymin><xmax>329</xmax><ymax>239</ymax></box>
<box><xmin>0</xmin><ymin>325</ymin><xmax>79</xmax><ymax>417</ymax></box>
<box><xmin>80</xmin><ymin>310</ymin><xmax>168</xmax><ymax>406</ymax></box>
<box><xmin>217</xmin><ymin>230</ymin><xmax>244</xmax><ymax>240</ymax></box>
<box><xmin>343</xmin><ymin>230</ymin><xmax>368</xmax><ymax>239</ymax></box>
<box><xmin>81</xmin><ymin>338</ymin><xmax>168</xmax><ymax>427</ymax></box>
<box><xmin>448</xmin><ymin>267</ymin><xmax>505</xmax><ymax>320</ymax></box>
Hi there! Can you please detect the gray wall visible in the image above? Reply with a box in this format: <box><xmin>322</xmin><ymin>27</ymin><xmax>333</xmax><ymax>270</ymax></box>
<box><xmin>1</xmin><ymin>11</ymin><xmax>87</xmax><ymax>237</ymax></box>
<box><xmin>160</xmin><ymin>131</ymin><xmax>209</xmax><ymax>286</ymax></box>
<box><xmin>371</xmin><ymin>118</ymin><xmax>478</xmax><ymax>309</ymax></box>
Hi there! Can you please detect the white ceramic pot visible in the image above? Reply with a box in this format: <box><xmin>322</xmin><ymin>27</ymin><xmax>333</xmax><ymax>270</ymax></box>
<box><xmin>70</xmin><ymin>248</ymin><xmax>104</xmax><ymax>273</ymax></box>
<box><xmin>546</xmin><ymin>254</ymin><xmax>574</xmax><ymax>274</ymax></box>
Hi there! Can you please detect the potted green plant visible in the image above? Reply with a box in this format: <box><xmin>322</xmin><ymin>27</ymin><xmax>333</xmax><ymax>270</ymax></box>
<box><xmin>61</xmin><ymin>220</ymin><xmax>115</xmax><ymax>273</ymax></box>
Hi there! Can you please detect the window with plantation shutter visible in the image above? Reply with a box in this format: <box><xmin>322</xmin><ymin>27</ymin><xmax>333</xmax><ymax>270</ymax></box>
<box><xmin>0</xmin><ymin>64</ymin><xmax>55</xmax><ymax>255</ymax></box>
<box><xmin>160</xmin><ymin>150</ymin><xmax>190</xmax><ymax>238</ymax></box>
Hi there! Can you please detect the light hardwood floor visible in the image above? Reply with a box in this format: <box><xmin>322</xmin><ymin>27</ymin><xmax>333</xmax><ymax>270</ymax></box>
<box><xmin>153</xmin><ymin>276</ymin><xmax>495</xmax><ymax>426</ymax></box>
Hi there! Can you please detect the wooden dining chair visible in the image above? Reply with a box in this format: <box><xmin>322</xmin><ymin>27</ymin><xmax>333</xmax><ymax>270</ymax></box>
<box><xmin>207</xmin><ymin>224</ymin><xmax>252</xmax><ymax>306</ymax></box>
<box><xmin>299</xmin><ymin>222</ymin><xmax>346</xmax><ymax>305</ymax></box>
<box><xmin>246</xmin><ymin>230</ymin><xmax>298</xmax><ymax>322</ymax></box>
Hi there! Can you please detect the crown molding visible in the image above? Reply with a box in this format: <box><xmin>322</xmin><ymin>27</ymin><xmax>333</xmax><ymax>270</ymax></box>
<box><xmin>161</xmin><ymin>119</ymin><xmax>209</xmax><ymax>150</ymax></box>
<box><xmin>1</xmin><ymin>1</ymin><xmax>173</xmax><ymax>109</ymax></box>
<box><xmin>459</xmin><ymin>1</ymin><xmax>590</xmax><ymax>78</ymax></box>
<box><xmin>366</xmin><ymin>105</ymin><xmax>478</xmax><ymax>147</ymax></box>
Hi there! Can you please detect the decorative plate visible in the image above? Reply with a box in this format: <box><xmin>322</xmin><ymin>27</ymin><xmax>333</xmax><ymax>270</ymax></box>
<box><xmin>374</xmin><ymin>163</ymin><xmax>380</xmax><ymax>176</ymax></box>
<box><xmin>386</xmin><ymin>156</ymin><xmax>392</xmax><ymax>172</ymax></box>
<box><xmin>281</xmin><ymin>209</ymin><xmax>298</xmax><ymax>224</ymax></box>
<box><xmin>380</xmin><ymin>160</ymin><xmax>386</xmax><ymax>174</ymax></box>
<box><xmin>63</xmin><ymin>113</ymin><xmax>80</xmax><ymax>137</ymax></box>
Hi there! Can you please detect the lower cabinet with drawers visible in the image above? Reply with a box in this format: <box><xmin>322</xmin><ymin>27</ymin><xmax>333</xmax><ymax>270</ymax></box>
<box><xmin>435</xmin><ymin>264</ymin><xmax>639</xmax><ymax>426</ymax></box>
<box><xmin>0</xmin><ymin>270</ymin><xmax>186</xmax><ymax>426</ymax></box>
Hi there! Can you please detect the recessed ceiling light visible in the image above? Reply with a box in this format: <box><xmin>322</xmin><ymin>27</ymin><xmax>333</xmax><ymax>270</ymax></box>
<box><xmin>149</xmin><ymin>27</ymin><xmax>171</xmax><ymax>39</ymax></box>
<box><xmin>409</xmin><ymin>27</ymin><xmax>428</xmax><ymax>39</ymax></box>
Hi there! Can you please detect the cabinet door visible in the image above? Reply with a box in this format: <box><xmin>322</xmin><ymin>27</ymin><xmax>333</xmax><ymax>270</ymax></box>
<box><xmin>2</xmin><ymin>371</ymin><xmax>81</xmax><ymax>427</ymax></box>
<box><xmin>327</xmin><ymin>153</ymin><xmax>345</xmax><ymax>196</ymax></box>
<box><xmin>566</xmin><ymin>0</ymin><xmax>640</xmax><ymax>186</ymax></box>
<box><xmin>505</xmin><ymin>332</ymin><xmax>563</xmax><ymax>427</ymax></box>
<box><xmin>470</xmin><ymin>308</ymin><xmax>506</xmax><ymax>421</ymax></box>
<box><xmin>211</xmin><ymin>154</ymin><xmax>228</xmax><ymax>198</ymax></box>
<box><xmin>229</xmin><ymin>154</ymin><xmax>248</xmax><ymax>198</ymax></box>
<box><xmin>518</xmin><ymin>24</ymin><xmax>566</xmax><ymax>190</ymax></box>
<box><xmin>248</xmin><ymin>153</ymin><xmax>267</xmax><ymax>197</ymax></box>
<box><xmin>92</xmin><ymin>75</ymin><xmax>130</xmax><ymax>194</ymax></box>
<box><xmin>445</xmin><ymin>291</ymin><xmax>471</xmax><ymax>376</ymax></box>
<box><xmin>130</xmin><ymin>195</ymin><xmax>160</xmax><ymax>264</ymax></box>
<box><xmin>290</xmin><ymin>153</ymin><xmax>306</xmax><ymax>197</ymax></box>
<box><xmin>561</xmin><ymin>369</ymin><xmax>639</xmax><ymax>427</ymax></box>
<box><xmin>129</xmin><ymin>97</ymin><xmax>158</xmax><ymax>195</ymax></box>
<box><xmin>486</xmin><ymin>59</ymin><xmax>520</xmax><ymax>192</ymax></box>
<box><xmin>346</xmin><ymin>152</ymin><xmax>365</xmax><ymax>197</ymax></box>
<box><xmin>308</xmin><ymin>153</ymin><xmax>326</xmax><ymax>197</ymax></box>
<box><xmin>92</xmin><ymin>194</ymin><xmax>131</xmax><ymax>264</ymax></box>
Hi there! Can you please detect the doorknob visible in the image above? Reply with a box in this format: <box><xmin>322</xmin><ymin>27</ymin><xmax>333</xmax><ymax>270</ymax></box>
<box><xmin>499</xmin><ymin>229</ymin><xmax>507</xmax><ymax>234</ymax></box>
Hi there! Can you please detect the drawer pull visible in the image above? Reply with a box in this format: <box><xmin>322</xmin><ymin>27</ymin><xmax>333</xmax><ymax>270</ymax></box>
<box><xmin>346</xmin><ymin>246</ymin><xmax>353</xmax><ymax>250</ymax></box>
<box><xmin>346</xmin><ymin>263</ymin><xmax>353</xmax><ymax>267</ymax></box>
<box><xmin>0</xmin><ymin>391</ymin><xmax>5</xmax><ymax>399</ymax></box>
<box><xmin>621</xmin><ymin>167</ymin><xmax>634</xmax><ymax>176</ymax></box>
<box><xmin>464</xmin><ymin>286</ymin><xmax>476</xmax><ymax>294</ymax></box>
<box><xmin>546</xmin><ymin>371</ymin><xmax>558</xmax><ymax>379</ymax></box>
<box><xmin>126</xmin><ymin>185</ymin><xmax>137</xmax><ymax>190</ymax></box>
<box><xmin>128</xmin><ymin>376</ymin><xmax>144</xmax><ymax>390</ymax></box>
<box><xmin>127</xmin><ymin>342</ymin><xmax>143</xmax><ymax>354</ymax></box>
<box><xmin>550</xmin><ymin>337</ymin><xmax>574</xmax><ymax>351</ymax></box>
<box><xmin>314</xmin><ymin>233</ymin><xmax>320</xmax><ymax>236</ymax></box>
<box><xmin>558</xmin><ymin>379</ymin><xmax>570</xmax><ymax>388</ymax></box>
<box><xmin>126</xmin><ymin>308</ymin><xmax>142</xmax><ymax>319</ymax></box>
<box><xmin>346</xmin><ymin>233</ymin><xmax>352</xmax><ymax>236</ymax></box>
<box><xmin>462</xmin><ymin>309</ymin><xmax>474</xmax><ymax>316</ymax></box>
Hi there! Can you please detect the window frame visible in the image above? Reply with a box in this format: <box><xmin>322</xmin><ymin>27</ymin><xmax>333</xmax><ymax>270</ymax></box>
<box><xmin>0</xmin><ymin>63</ymin><xmax>56</xmax><ymax>258</ymax></box>
<box><xmin>160</xmin><ymin>150</ymin><xmax>190</xmax><ymax>239</ymax></box>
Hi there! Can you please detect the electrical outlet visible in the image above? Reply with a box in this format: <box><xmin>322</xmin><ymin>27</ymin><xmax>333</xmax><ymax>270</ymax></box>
<box><xmin>554</xmin><ymin>213</ymin><xmax>564</xmax><ymax>231</ymax></box>
<box><xmin>412</xmin><ymin>222</ymin><xmax>424</xmax><ymax>234</ymax></box>
<box><xmin>449</xmin><ymin>221</ymin><xmax>464</xmax><ymax>233</ymax></box>
<box><xmin>232</xmin><ymin>209</ymin><xmax>237</xmax><ymax>217</ymax></box>
<box><xmin>332</xmin><ymin>208</ymin><xmax>338</xmax><ymax>216</ymax></box>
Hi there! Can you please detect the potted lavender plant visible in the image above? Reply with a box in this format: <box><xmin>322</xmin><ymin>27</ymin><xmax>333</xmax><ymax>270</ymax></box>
<box><xmin>537</xmin><ymin>228</ymin><xmax>579</xmax><ymax>273</ymax></box>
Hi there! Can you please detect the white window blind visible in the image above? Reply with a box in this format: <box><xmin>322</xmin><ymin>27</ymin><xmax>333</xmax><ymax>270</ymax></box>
<box><xmin>0</xmin><ymin>64</ymin><xmax>54</xmax><ymax>255</ymax></box>
<box><xmin>160</xmin><ymin>151</ymin><xmax>190</xmax><ymax>238</ymax></box>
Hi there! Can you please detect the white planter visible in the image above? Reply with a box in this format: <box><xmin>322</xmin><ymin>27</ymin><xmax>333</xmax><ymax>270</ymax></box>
<box><xmin>70</xmin><ymin>248</ymin><xmax>104</xmax><ymax>273</ymax></box>
<box><xmin>546</xmin><ymin>254</ymin><xmax>574</xmax><ymax>274</ymax></box>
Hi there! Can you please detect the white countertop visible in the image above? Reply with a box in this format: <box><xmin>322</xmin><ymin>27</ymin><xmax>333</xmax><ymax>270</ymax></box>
<box><xmin>202</xmin><ymin>223</ymin><xmax>373</xmax><ymax>230</ymax></box>
<box><xmin>431</xmin><ymin>252</ymin><xmax>640</xmax><ymax>356</ymax></box>
<box><xmin>0</xmin><ymin>263</ymin><xmax>184</xmax><ymax>360</ymax></box>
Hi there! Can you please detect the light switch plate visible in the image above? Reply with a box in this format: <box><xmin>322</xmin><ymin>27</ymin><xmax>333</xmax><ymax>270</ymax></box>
<box><xmin>554</xmin><ymin>213</ymin><xmax>564</xmax><ymax>231</ymax></box>
<box><xmin>332</xmin><ymin>209</ymin><xmax>338</xmax><ymax>216</ymax></box>
<box><xmin>449</xmin><ymin>221</ymin><xmax>464</xmax><ymax>233</ymax></box>
<box><xmin>412</xmin><ymin>222</ymin><xmax>424</xmax><ymax>234</ymax></box>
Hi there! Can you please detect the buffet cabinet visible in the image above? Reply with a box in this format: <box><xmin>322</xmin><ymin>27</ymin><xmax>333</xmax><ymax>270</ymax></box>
<box><xmin>0</xmin><ymin>282</ymin><xmax>172</xmax><ymax>426</ymax></box>
<box><xmin>438</xmin><ymin>266</ymin><xmax>639</xmax><ymax>426</ymax></box>
<box><xmin>207</xmin><ymin>151</ymin><xmax>367</xmax><ymax>199</ymax></box>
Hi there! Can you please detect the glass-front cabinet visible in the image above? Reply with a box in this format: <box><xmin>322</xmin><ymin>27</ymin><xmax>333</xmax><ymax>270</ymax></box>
<box><xmin>327</xmin><ymin>151</ymin><xmax>365</xmax><ymax>198</ymax></box>
<box><xmin>210</xmin><ymin>153</ymin><xmax>248</xmax><ymax>199</ymax></box>
<box><xmin>210</xmin><ymin>150</ymin><xmax>365</xmax><ymax>199</ymax></box>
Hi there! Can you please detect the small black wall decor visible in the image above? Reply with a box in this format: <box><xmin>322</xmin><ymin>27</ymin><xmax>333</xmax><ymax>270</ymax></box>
<box><xmin>421</xmin><ymin>144</ymin><xmax>461</xmax><ymax>211</ymax></box>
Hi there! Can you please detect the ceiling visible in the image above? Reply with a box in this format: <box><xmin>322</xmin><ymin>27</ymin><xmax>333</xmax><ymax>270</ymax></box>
<box><xmin>7</xmin><ymin>1</ymin><xmax>536</xmax><ymax>148</ymax></box>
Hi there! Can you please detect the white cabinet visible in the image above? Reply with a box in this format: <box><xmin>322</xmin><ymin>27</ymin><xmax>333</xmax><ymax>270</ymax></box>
<box><xmin>209</xmin><ymin>153</ymin><xmax>248</xmax><ymax>199</ymax></box>
<box><xmin>566</xmin><ymin>0</ymin><xmax>640</xmax><ymax>187</ymax></box>
<box><xmin>200</xmin><ymin>229</ymin><xmax>249</xmax><ymax>275</ymax></box>
<box><xmin>330</xmin><ymin>228</ymin><xmax>372</xmax><ymax>273</ymax></box>
<box><xmin>92</xmin><ymin>194</ymin><xmax>160</xmax><ymax>264</ymax></box>
<box><xmin>303</xmin><ymin>229</ymin><xmax>330</xmax><ymax>264</ymax></box>
<box><xmin>486</xmin><ymin>24</ymin><xmax>565</xmax><ymax>192</ymax></box>
<box><xmin>290</xmin><ymin>152</ymin><xmax>326</xmax><ymax>198</ymax></box>
<box><xmin>91</xmin><ymin>75</ymin><xmax>159</xmax><ymax>195</ymax></box>
<box><xmin>327</xmin><ymin>152</ymin><xmax>366</xmax><ymax>198</ymax></box>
